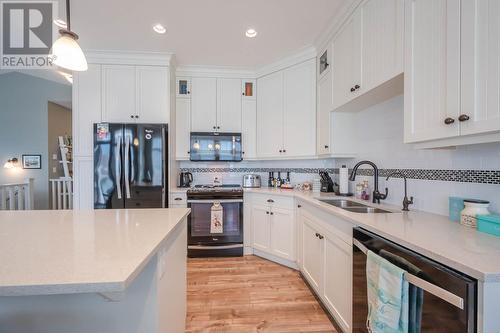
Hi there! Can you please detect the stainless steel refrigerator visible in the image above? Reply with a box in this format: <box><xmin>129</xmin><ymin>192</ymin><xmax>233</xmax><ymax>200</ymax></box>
<box><xmin>93</xmin><ymin>123</ymin><xmax>168</xmax><ymax>209</ymax></box>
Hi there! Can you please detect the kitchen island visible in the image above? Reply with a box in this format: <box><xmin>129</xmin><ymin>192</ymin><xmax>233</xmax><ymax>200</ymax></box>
<box><xmin>0</xmin><ymin>208</ymin><xmax>190</xmax><ymax>333</ymax></box>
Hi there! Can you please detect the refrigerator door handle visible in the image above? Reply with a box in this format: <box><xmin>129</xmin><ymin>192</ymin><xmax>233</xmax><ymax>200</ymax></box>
<box><xmin>124</xmin><ymin>136</ymin><xmax>131</xmax><ymax>199</ymax></box>
<box><xmin>115</xmin><ymin>136</ymin><xmax>122</xmax><ymax>199</ymax></box>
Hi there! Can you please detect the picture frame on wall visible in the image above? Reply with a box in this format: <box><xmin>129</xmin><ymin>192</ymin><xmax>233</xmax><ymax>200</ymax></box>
<box><xmin>22</xmin><ymin>155</ymin><xmax>42</xmax><ymax>169</ymax></box>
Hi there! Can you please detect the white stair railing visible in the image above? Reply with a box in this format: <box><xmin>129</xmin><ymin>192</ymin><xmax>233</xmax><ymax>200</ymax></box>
<box><xmin>0</xmin><ymin>178</ymin><xmax>34</xmax><ymax>210</ymax></box>
<box><xmin>50</xmin><ymin>178</ymin><xmax>73</xmax><ymax>210</ymax></box>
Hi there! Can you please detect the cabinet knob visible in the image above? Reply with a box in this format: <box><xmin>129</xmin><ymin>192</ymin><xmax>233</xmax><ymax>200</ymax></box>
<box><xmin>350</xmin><ymin>87</ymin><xmax>356</xmax><ymax>92</ymax></box>
<box><xmin>187</xmin><ymin>91</ymin><xmax>190</xmax><ymax>94</ymax></box>
<box><xmin>174</xmin><ymin>197</ymin><xmax>182</xmax><ymax>201</ymax></box>
<box><xmin>270</xmin><ymin>212</ymin><xmax>274</xmax><ymax>215</ymax></box>
<box><xmin>135</xmin><ymin>115</ymin><xmax>139</xmax><ymax>119</ymax></box>
<box><xmin>267</xmin><ymin>199</ymin><xmax>274</xmax><ymax>203</ymax></box>
<box><xmin>279</xmin><ymin>149</ymin><xmax>282</xmax><ymax>153</ymax></box>
<box><xmin>130</xmin><ymin>115</ymin><xmax>134</xmax><ymax>119</ymax></box>
<box><xmin>444</xmin><ymin>117</ymin><xmax>455</xmax><ymax>125</ymax></box>
<box><xmin>242</xmin><ymin>92</ymin><xmax>245</xmax><ymax>96</ymax></box>
<box><xmin>318</xmin><ymin>234</ymin><xmax>324</xmax><ymax>240</ymax></box>
<box><xmin>217</xmin><ymin>126</ymin><xmax>220</xmax><ymax>130</ymax></box>
<box><xmin>266</xmin><ymin>211</ymin><xmax>269</xmax><ymax>215</ymax></box>
<box><xmin>283</xmin><ymin>149</ymin><xmax>286</xmax><ymax>153</ymax></box>
<box><xmin>354</xmin><ymin>84</ymin><xmax>360</xmax><ymax>90</ymax></box>
<box><xmin>213</xmin><ymin>126</ymin><xmax>216</xmax><ymax>129</ymax></box>
<box><xmin>324</xmin><ymin>145</ymin><xmax>329</xmax><ymax>149</ymax></box>
<box><xmin>297</xmin><ymin>204</ymin><xmax>302</xmax><ymax>208</ymax></box>
<box><xmin>458</xmin><ymin>114</ymin><xmax>470</xmax><ymax>122</ymax></box>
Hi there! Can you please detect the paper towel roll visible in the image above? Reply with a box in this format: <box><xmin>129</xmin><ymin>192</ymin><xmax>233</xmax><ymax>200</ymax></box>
<box><xmin>339</xmin><ymin>165</ymin><xmax>349</xmax><ymax>194</ymax></box>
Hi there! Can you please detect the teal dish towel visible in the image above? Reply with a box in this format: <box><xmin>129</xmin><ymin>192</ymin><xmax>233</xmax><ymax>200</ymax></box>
<box><xmin>366</xmin><ymin>250</ymin><xmax>409</xmax><ymax>333</ymax></box>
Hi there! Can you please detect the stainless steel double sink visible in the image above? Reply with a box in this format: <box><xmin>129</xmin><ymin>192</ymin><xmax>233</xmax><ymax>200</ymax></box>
<box><xmin>318</xmin><ymin>198</ymin><xmax>393</xmax><ymax>214</ymax></box>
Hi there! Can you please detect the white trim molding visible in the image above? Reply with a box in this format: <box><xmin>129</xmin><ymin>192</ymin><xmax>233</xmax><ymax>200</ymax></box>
<box><xmin>85</xmin><ymin>50</ymin><xmax>174</xmax><ymax>66</ymax></box>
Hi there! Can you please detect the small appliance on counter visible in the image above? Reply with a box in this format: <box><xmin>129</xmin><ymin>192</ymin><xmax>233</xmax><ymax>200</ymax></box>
<box><xmin>243</xmin><ymin>174</ymin><xmax>261</xmax><ymax>188</ymax></box>
<box><xmin>179</xmin><ymin>172</ymin><xmax>193</xmax><ymax>188</ymax></box>
<box><xmin>319</xmin><ymin>171</ymin><xmax>335</xmax><ymax>192</ymax></box>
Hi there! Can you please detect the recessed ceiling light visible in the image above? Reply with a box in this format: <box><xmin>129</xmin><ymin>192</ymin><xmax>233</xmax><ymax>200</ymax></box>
<box><xmin>153</xmin><ymin>24</ymin><xmax>166</xmax><ymax>34</ymax></box>
<box><xmin>53</xmin><ymin>19</ymin><xmax>67</xmax><ymax>29</ymax></box>
<box><xmin>245</xmin><ymin>28</ymin><xmax>257</xmax><ymax>38</ymax></box>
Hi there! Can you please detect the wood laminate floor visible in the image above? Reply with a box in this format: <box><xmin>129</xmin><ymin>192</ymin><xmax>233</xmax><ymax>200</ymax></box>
<box><xmin>186</xmin><ymin>255</ymin><xmax>337</xmax><ymax>333</ymax></box>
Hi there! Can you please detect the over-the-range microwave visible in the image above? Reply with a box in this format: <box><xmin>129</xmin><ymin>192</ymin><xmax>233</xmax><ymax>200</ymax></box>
<box><xmin>189</xmin><ymin>132</ymin><xmax>242</xmax><ymax>162</ymax></box>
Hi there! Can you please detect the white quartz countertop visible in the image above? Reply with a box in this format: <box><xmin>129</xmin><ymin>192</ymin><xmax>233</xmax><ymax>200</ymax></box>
<box><xmin>0</xmin><ymin>208</ymin><xmax>190</xmax><ymax>296</ymax></box>
<box><xmin>245</xmin><ymin>188</ymin><xmax>500</xmax><ymax>282</ymax></box>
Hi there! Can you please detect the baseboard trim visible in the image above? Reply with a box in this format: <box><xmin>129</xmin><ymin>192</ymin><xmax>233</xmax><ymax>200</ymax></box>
<box><xmin>252</xmin><ymin>249</ymin><xmax>298</xmax><ymax>270</ymax></box>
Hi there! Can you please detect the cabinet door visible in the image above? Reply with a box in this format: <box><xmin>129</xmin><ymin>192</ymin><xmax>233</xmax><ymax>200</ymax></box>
<box><xmin>217</xmin><ymin>78</ymin><xmax>242</xmax><ymax>132</ymax></box>
<box><xmin>332</xmin><ymin>11</ymin><xmax>362</xmax><ymax>110</ymax></box>
<box><xmin>73</xmin><ymin>64</ymin><xmax>102</xmax><ymax>157</ymax></box>
<box><xmin>191</xmin><ymin>77</ymin><xmax>217</xmax><ymax>132</ymax></box>
<box><xmin>301</xmin><ymin>216</ymin><xmax>323</xmax><ymax>293</ymax></box>
<box><xmin>460</xmin><ymin>0</ymin><xmax>500</xmax><ymax>136</ymax></box>
<box><xmin>317</xmin><ymin>71</ymin><xmax>332</xmax><ymax>155</ymax></box>
<box><xmin>404</xmin><ymin>0</ymin><xmax>461</xmax><ymax>143</ymax></box>
<box><xmin>242</xmin><ymin>99</ymin><xmax>257</xmax><ymax>159</ymax></box>
<box><xmin>361</xmin><ymin>0</ymin><xmax>404</xmax><ymax>91</ymax></box>
<box><xmin>136</xmin><ymin>66</ymin><xmax>169</xmax><ymax>123</ymax></box>
<box><xmin>283</xmin><ymin>59</ymin><xmax>316</xmax><ymax>157</ymax></box>
<box><xmin>102</xmin><ymin>65</ymin><xmax>136</xmax><ymax>122</ymax></box>
<box><xmin>175</xmin><ymin>98</ymin><xmax>191</xmax><ymax>160</ymax></box>
<box><xmin>270</xmin><ymin>207</ymin><xmax>294</xmax><ymax>261</ymax></box>
<box><xmin>252</xmin><ymin>204</ymin><xmax>271</xmax><ymax>252</ymax></box>
<box><xmin>323</xmin><ymin>234</ymin><xmax>352</xmax><ymax>332</ymax></box>
<box><xmin>256</xmin><ymin>71</ymin><xmax>284</xmax><ymax>158</ymax></box>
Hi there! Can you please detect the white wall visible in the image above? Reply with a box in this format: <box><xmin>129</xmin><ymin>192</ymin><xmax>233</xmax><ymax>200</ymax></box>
<box><xmin>0</xmin><ymin>72</ymin><xmax>72</xmax><ymax>209</ymax></box>
<box><xmin>337</xmin><ymin>95</ymin><xmax>500</xmax><ymax>216</ymax></box>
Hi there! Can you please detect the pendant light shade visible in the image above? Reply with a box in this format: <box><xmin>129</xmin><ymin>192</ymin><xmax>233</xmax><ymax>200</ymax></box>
<box><xmin>52</xmin><ymin>30</ymin><xmax>88</xmax><ymax>71</ymax></box>
<box><xmin>51</xmin><ymin>0</ymin><xmax>87</xmax><ymax>71</ymax></box>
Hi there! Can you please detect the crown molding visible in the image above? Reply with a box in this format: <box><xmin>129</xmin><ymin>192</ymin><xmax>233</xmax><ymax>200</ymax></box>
<box><xmin>314</xmin><ymin>0</ymin><xmax>362</xmax><ymax>52</ymax></box>
<box><xmin>176</xmin><ymin>65</ymin><xmax>255</xmax><ymax>79</ymax></box>
<box><xmin>254</xmin><ymin>46</ymin><xmax>316</xmax><ymax>78</ymax></box>
<box><xmin>85</xmin><ymin>50</ymin><xmax>174</xmax><ymax>66</ymax></box>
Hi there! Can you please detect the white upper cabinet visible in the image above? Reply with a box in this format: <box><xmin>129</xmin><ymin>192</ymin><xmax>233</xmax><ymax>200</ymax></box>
<box><xmin>317</xmin><ymin>71</ymin><xmax>332</xmax><ymax>155</ymax></box>
<box><xmin>175</xmin><ymin>98</ymin><xmax>191</xmax><ymax>160</ymax></box>
<box><xmin>73</xmin><ymin>64</ymin><xmax>102</xmax><ymax>157</ymax></box>
<box><xmin>191</xmin><ymin>77</ymin><xmax>217</xmax><ymax>132</ymax></box>
<box><xmin>404</xmin><ymin>0</ymin><xmax>461</xmax><ymax>143</ymax></box>
<box><xmin>102</xmin><ymin>65</ymin><xmax>136</xmax><ymax>122</ymax></box>
<box><xmin>283</xmin><ymin>59</ymin><xmax>316</xmax><ymax>157</ymax></box>
<box><xmin>217</xmin><ymin>78</ymin><xmax>242</xmax><ymax>132</ymax></box>
<box><xmin>102</xmin><ymin>65</ymin><xmax>169</xmax><ymax>124</ymax></box>
<box><xmin>257</xmin><ymin>60</ymin><xmax>316</xmax><ymax>159</ymax></box>
<box><xmin>361</xmin><ymin>0</ymin><xmax>404</xmax><ymax>91</ymax></box>
<box><xmin>460</xmin><ymin>0</ymin><xmax>500</xmax><ymax>136</ymax></box>
<box><xmin>136</xmin><ymin>66</ymin><xmax>169</xmax><ymax>123</ymax></box>
<box><xmin>257</xmin><ymin>71</ymin><xmax>284</xmax><ymax>158</ymax></box>
<box><xmin>332</xmin><ymin>11</ymin><xmax>362</xmax><ymax>110</ymax></box>
<box><xmin>242</xmin><ymin>99</ymin><xmax>257</xmax><ymax>159</ymax></box>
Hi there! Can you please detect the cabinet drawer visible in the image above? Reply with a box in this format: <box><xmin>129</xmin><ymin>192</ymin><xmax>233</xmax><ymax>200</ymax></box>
<box><xmin>251</xmin><ymin>193</ymin><xmax>294</xmax><ymax>209</ymax></box>
<box><xmin>169</xmin><ymin>191</ymin><xmax>187</xmax><ymax>206</ymax></box>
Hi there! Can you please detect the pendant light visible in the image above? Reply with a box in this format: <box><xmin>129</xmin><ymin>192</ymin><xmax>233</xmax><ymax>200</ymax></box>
<box><xmin>51</xmin><ymin>0</ymin><xmax>88</xmax><ymax>71</ymax></box>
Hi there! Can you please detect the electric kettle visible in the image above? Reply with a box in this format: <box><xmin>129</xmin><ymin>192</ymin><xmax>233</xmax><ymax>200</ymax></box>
<box><xmin>179</xmin><ymin>172</ymin><xmax>193</xmax><ymax>188</ymax></box>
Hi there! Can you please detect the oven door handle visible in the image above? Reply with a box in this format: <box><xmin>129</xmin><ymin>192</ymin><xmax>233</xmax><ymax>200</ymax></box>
<box><xmin>353</xmin><ymin>239</ymin><xmax>465</xmax><ymax>310</ymax></box>
<box><xmin>188</xmin><ymin>244</ymin><xmax>243</xmax><ymax>250</ymax></box>
<box><xmin>187</xmin><ymin>199</ymin><xmax>243</xmax><ymax>204</ymax></box>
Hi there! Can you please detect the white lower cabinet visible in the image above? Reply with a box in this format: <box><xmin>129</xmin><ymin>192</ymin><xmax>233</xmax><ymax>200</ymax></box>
<box><xmin>252</xmin><ymin>204</ymin><xmax>272</xmax><ymax>252</ymax></box>
<box><xmin>248</xmin><ymin>194</ymin><xmax>295</xmax><ymax>262</ymax></box>
<box><xmin>298</xmin><ymin>204</ymin><xmax>352</xmax><ymax>333</ymax></box>
<box><xmin>323</xmin><ymin>230</ymin><xmax>352</xmax><ymax>332</ymax></box>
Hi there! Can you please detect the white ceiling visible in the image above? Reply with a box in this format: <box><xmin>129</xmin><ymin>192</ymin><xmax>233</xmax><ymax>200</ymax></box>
<box><xmin>67</xmin><ymin>0</ymin><xmax>351</xmax><ymax>68</ymax></box>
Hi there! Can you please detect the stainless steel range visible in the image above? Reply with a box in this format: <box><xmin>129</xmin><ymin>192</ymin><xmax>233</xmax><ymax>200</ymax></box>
<box><xmin>187</xmin><ymin>184</ymin><xmax>243</xmax><ymax>257</ymax></box>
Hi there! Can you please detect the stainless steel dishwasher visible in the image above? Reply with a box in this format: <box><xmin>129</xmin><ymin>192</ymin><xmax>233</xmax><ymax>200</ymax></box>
<box><xmin>352</xmin><ymin>227</ymin><xmax>477</xmax><ymax>333</ymax></box>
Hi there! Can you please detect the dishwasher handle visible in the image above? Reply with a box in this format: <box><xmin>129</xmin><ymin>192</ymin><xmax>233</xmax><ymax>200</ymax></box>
<box><xmin>353</xmin><ymin>238</ymin><xmax>465</xmax><ymax>310</ymax></box>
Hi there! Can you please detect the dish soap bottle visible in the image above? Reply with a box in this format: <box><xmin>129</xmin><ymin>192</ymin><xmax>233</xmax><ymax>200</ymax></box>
<box><xmin>361</xmin><ymin>180</ymin><xmax>370</xmax><ymax>201</ymax></box>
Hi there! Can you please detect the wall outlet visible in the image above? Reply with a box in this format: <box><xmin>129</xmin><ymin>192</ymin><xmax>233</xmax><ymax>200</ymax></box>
<box><xmin>52</xmin><ymin>167</ymin><xmax>57</xmax><ymax>173</ymax></box>
<box><xmin>52</xmin><ymin>154</ymin><xmax>58</xmax><ymax>160</ymax></box>
<box><xmin>213</xmin><ymin>175</ymin><xmax>223</xmax><ymax>186</ymax></box>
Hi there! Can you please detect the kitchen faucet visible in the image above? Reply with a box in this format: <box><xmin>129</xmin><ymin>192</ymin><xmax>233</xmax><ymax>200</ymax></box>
<box><xmin>386</xmin><ymin>171</ymin><xmax>414</xmax><ymax>211</ymax></box>
<box><xmin>349</xmin><ymin>160</ymin><xmax>388</xmax><ymax>204</ymax></box>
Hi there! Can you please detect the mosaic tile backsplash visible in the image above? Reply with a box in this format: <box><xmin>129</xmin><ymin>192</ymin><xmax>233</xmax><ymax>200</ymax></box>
<box><xmin>179</xmin><ymin>167</ymin><xmax>500</xmax><ymax>185</ymax></box>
